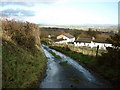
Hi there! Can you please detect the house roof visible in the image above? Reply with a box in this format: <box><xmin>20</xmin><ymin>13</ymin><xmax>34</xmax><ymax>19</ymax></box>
<box><xmin>54</xmin><ymin>39</ymin><xmax>65</xmax><ymax>42</ymax></box>
<box><xmin>76</xmin><ymin>38</ymin><xmax>91</xmax><ymax>43</ymax></box>
<box><xmin>76</xmin><ymin>38</ymin><xmax>107</xmax><ymax>43</ymax></box>
<box><xmin>63</xmin><ymin>33</ymin><xmax>75</xmax><ymax>38</ymax></box>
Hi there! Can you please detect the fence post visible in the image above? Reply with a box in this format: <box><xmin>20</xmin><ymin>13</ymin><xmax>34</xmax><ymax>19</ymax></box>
<box><xmin>96</xmin><ymin>45</ymin><xmax>99</xmax><ymax>58</ymax></box>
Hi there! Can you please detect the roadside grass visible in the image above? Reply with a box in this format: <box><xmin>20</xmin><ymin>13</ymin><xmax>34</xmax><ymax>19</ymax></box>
<box><xmin>2</xmin><ymin>19</ymin><xmax>47</xmax><ymax>88</ymax></box>
<box><xmin>59</xmin><ymin>61</ymin><xmax>68</xmax><ymax>66</ymax></box>
<box><xmin>69</xmin><ymin>77</ymin><xmax>81</xmax><ymax>83</ymax></box>
<box><xmin>49</xmin><ymin>50</ymin><xmax>61</xmax><ymax>59</ymax></box>
<box><xmin>2</xmin><ymin>40</ymin><xmax>46</xmax><ymax>88</ymax></box>
<box><xmin>49</xmin><ymin>46</ymin><xmax>95</xmax><ymax>67</ymax></box>
<box><xmin>49</xmin><ymin>45</ymin><xmax>120</xmax><ymax>88</ymax></box>
<box><xmin>50</xmin><ymin>43</ymin><xmax>107</xmax><ymax>56</ymax></box>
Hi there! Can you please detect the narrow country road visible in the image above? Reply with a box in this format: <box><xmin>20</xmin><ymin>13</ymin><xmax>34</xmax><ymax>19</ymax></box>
<box><xmin>39</xmin><ymin>45</ymin><xmax>111</xmax><ymax>88</ymax></box>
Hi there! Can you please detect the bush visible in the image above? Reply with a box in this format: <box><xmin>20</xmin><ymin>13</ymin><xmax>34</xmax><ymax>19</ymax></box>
<box><xmin>97</xmin><ymin>34</ymin><xmax>120</xmax><ymax>87</ymax></box>
<box><xmin>2</xmin><ymin>19</ymin><xmax>40</xmax><ymax>49</ymax></box>
<box><xmin>1</xmin><ymin>19</ymin><xmax>46</xmax><ymax>88</ymax></box>
<box><xmin>98</xmin><ymin>47</ymin><xmax>120</xmax><ymax>70</ymax></box>
<box><xmin>97</xmin><ymin>33</ymin><xmax>120</xmax><ymax>70</ymax></box>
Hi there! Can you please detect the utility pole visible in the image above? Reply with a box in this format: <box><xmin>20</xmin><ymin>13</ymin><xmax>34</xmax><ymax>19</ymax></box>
<box><xmin>118</xmin><ymin>2</ymin><xmax>120</xmax><ymax>34</ymax></box>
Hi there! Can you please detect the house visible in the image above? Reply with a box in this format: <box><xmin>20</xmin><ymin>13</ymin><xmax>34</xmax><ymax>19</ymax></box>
<box><xmin>48</xmin><ymin>35</ymin><xmax>51</xmax><ymax>38</ymax></box>
<box><xmin>55</xmin><ymin>33</ymin><xmax>75</xmax><ymax>43</ymax></box>
<box><xmin>74</xmin><ymin>37</ymin><xmax>112</xmax><ymax>50</ymax></box>
<box><xmin>74</xmin><ymin>41</ymin><xmax>112</xmax><ymax>50</ymax></box>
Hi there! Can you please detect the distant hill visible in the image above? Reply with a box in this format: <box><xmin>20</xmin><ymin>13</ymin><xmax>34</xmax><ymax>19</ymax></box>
<box><xmin>38</xmin><ymin>24</ymin><xmax>118</xmax><ymax>32</ymax></box>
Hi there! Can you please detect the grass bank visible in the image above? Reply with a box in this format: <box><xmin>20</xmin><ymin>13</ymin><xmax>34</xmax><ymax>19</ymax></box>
<box><xmin>2</xmin><ymin>40</ymin><xmax>46</xmax><ymax>88</ymax></box>
<box><xmin>49</xmin><ymin>45</ymin><xmax>120</xmax><ymax>88</ymax></box>
<box><xmin>1</xmin><ymin>19</ymin><xmax>46</xmax><ymax>88</ymax></box>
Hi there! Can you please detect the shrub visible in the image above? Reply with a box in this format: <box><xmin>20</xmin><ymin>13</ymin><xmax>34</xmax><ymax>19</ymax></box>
<box><xmin>1</xmin><ymin>19</ymin><xmax>40</xmax><ymax>50</ymax></box>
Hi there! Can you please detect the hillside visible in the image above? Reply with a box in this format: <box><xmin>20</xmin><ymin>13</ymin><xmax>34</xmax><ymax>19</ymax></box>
<box><xmin>1</xmin><ymin>19</ymin><xmax>46</xmax><ymax>88</ymax></box>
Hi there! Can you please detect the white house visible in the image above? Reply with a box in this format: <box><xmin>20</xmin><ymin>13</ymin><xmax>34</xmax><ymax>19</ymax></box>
<box><xmin>55</xmin><ymin>33</ymin><xmax>75</xmax><ymax>43</ymax></box>
<box><xmin>74</xmin><ymin>41</ymin><xmax>112</xmax><ymax>50</ymax></box>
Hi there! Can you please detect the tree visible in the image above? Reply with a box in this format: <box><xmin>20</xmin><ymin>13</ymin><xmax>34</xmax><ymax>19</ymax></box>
<box><xmin>106</xmin><ymin>34</ymin><xmax>120</xmax><ymax>48</ymax></box>
<box><xmin>87</xmin><ymin>28</ymin><xmax>98</xmax><ymax>38</ymax></box>
<box><xmin>59</xmin><ymin>30</ymin><xmax>66</xmax><ymax>34</ymax></box>
<box><xmin>72</xmin><ymin>30</ymin><xmax>81</xmax><ymax>39</ymax></box>
<box><xmin>98</xmin><ymin>33</ymin><xmax>120</xmax><ymax>69</ymax></box>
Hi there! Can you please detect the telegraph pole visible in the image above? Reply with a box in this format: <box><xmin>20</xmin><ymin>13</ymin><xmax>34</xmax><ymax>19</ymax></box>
<box><xmin>118</xmin><ymin>2</ymin><xmax>120</xmax><ymax>34</ymax></box>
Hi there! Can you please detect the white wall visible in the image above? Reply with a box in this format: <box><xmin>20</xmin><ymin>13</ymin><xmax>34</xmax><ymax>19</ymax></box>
<box><xmin>56</xmin><ymin>35</ymin><xmax>75</xmax><ymax>43</ymax></box>
<box><xmin>55</xmin><ymin>40</ymin><xmax>67</xmax><ymax>44</ymax></box>
<box><xmin>74</xmin><ymin>41</ymin><xmax>112</xmax><ymax>50</ymax></box>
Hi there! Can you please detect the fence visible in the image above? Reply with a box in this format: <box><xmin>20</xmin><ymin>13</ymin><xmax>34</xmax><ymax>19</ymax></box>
<box><xmin>51</xmin><ymin>43</ymin><xmax>107</xmax><ymax>56</ymax></box>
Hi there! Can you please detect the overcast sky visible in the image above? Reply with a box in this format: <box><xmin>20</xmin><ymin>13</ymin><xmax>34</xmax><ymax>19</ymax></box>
<box><xmin>0</xmin><ymin>0</ymin><xmax>119</xmax><ymax>25</ymax></box>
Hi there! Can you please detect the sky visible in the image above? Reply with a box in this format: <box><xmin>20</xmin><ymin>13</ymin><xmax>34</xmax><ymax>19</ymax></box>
<box><xmin>0</xmin><ymin>0</ymin><xmax>119</xmax><ymax>25</ymax></box>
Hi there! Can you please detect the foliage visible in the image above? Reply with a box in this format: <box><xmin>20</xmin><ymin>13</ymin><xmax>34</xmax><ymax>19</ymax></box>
<box><xmin>71</xmin><ymin>30</ymin><xmax>81</xmax><ymax>38</ymax></box>
<box><xmin>2</xmin><ymin>39</ymin><xmax>46</xmax><ymax>88</ymax></box>
<box><xmin>40</xmin><ymin>27</ymin><xmax>110</xmax><ymax>42</ymax></box>
<box><xmin>69</xmin><ymin>77</ymin><xmax>81</xmax><ymax>83</ymax></box>
<box><xmin>1</xmin><ymin>19</ymin><xmax>46</xmax><ymax>88</ymax></box>
<box><xmin>98</xmin><ymin>34</ymin><xmax>120</xmax><ymax>69</ymax></box>
<box><xmin>59</xmin><ymin>61</ymin><xmax>68</xmax><ymax>66</ymax></box>
<box><xmin>87</xmin><ymin>28</ymin><xmax>100</xmax><ymax>38</ymax></box>
<box><xmin>49</xmin><ymin>46</ymin><xmax>94</xmax><ymax>67</ymax></box>
<box><xmin>49</xmin><ymin>50</ymin><xmax>61</xmax><ymax>59</ymax></box>
<box><xmin>2</xmin><ymin>19</ymin><xmax>40</xmax><ymax>50</ymax></box>
<box><xmin>44</xmin><ymin>38</ymin><xmax>52</xmax><ymax>41</ymax></box>
<box><xmin>41</xmin><ymin>40</ymin><xmax>48</xmax><ymax>45</ymax></box>
<box><xmin>106</xmin><ymin>34</ymin><xmax>120</xmax><ymax>48</ymax></box>
<box><xmin>98</xmin><ymin>47</ymin><xmax>120</xmax><ymax>69</ymax></box>
<box><xmin>97</xmin><ymin>33</ymin><xmax>120</xmax><ymax>87</ymax></box>
<box><xmin>49</xmin><ymin>45</ymin><xmax>120</xmax><ymax>88</ymax></box>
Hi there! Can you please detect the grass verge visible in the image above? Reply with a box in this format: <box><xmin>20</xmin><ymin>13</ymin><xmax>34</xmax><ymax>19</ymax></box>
<box><xmin>49</xmin><ymin>50</ymin><xmax>61</xmax><ymax>59</ymax></box>
<box><xmin>49</xmin><ymin>45</ymin><xmax>120</xmax><ymax>88</ymax></box>
<box><xmin>59</xmin><ymin>61</ymin><xmax>68</xmax><ymax>66</ymax></box>
<box><xmin>69</xmin><ymin>77</ymin><xmax>81</xmax><ymax>83</ymax></box>
<box><xmin>2</xmin><ymin>40</ymin><xmax>46</xmax><ymax>88</ymax></box>
<box><xmin>49</xmin><ymin>46</ymin><xmax>96</xmax><ymax>67</ymax></box>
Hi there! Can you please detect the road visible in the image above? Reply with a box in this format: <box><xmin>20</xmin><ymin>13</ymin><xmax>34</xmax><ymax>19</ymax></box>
<box><xmin>39</xmin><ymin>45</ymin><xmax>111</xmax><ymax>88</ymax></box>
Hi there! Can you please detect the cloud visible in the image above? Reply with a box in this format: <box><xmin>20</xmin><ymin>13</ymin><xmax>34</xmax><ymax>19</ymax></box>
<box><xmin>0</xmin><ymin>9</ymin><xmax>35</xmax><ymax>17</ymax></box>
<box><xmin>0</xmin><ymin>0</ymin><xmax>119</xmax><ymax>3</ymax></box>
<box><xmin>0</xmin><ymin>0</ymin><xmax>117</xmax><ymax>25</ymax></box>
<box><xmin>0</xmin><ymin>2</ymin><xmax>34</xmax><ymax>7</ymax></box>
<box><xmin>0</xmin><ymin>0</ymin><xmax>62</xmax><ymax>3</ymax></box>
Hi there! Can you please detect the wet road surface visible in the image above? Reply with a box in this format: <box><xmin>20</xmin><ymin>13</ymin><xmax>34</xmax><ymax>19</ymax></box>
<box><xmin>39</xmin><ymin>45</ymin><xmax>111</xmax><ymax>88</ymax></box>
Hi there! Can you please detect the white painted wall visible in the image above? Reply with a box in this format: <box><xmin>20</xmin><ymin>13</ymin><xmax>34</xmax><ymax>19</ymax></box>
<box><xmin>74</xmin><ymin>41</ymin><xmax>112</xmax><ymax>50</ymax></box>
<box><xmin>62</xmin><ymin>36</ymin><xmax>75</xmax><ymax>42</ymax></box>
<box><xmin>55</xmin><ymin>35</ymin><xmax>75</xmax><ymax>44</ymax></box>
<box><xmin>55</xmin><ymin>40</ymin><xmax>68</xmax><ymax>44</ymax></box>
